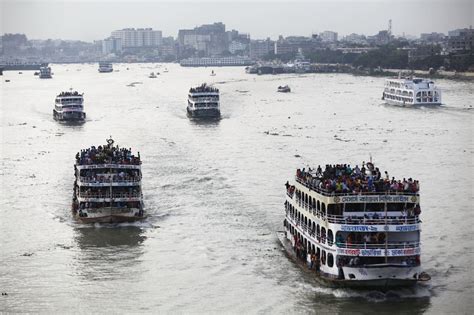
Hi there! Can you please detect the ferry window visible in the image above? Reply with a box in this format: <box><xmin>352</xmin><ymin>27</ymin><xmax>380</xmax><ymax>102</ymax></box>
<box><xmin>327</xmin><ymin>230</ymin><xmax>334</xmax><ymax>246</ymax></box>
<box><xmin>316</xmin><ymin>224</ymin><xmax>320</xmax><ymax>240</ymax></box>
<box><xmin>317</xmin><ymin>200</ymin><xmax>320</xmax><ymax>211</ymax></box>
<box><xmin>344</xmin><ymin>203</ymin><xmax>363</xmax><ymax>212</ymax></box>
<box><xmin>328</xmin><ymin>254</ymin><xmax>334</xmax><ymax>267</ymax></box>
<box><xmin>321</xmin><ymin>227</ymin><xmax>326</xmax><ymax>244</ymax></box>
<box><xmin>321</xmin><ymin>250</ymin><xmax>326</xmax><ymax>265</ymax></box>
<box><xmin>328</xmin><ymin>204</ymin><xmax>342</xmax><ymax>216</ymax></box>
<box><xmin>321</xmin><ymin>203</ymin><xmax>326</xmax><ymax>214</ymax></box>
<box><xmin>365</xmin><ymin>203</ymin><xmax>383</xmax><ymax>212</ymax></box>
<box><xmin>387</xmin><ymin>203</ymin><xmax>405</xmax><ymax>212</ymax></box>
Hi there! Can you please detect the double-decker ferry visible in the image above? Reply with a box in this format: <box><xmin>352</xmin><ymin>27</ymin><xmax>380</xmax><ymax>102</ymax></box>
<box><xmin>39</xmin><ymin>66</ymin><xmax>52</xmax><ymax>79</ymax></box>
<box><xmin>187</xmin><ymin>83</ymin><xmax>221</xmax><ymax>119</ymax></box>
<box><xmin>279</xmin><ymin>161</ymin><xmax>430</xmax><ymax>289</ymax></box>
<box><xmin>98</xmin><ymin>62</ymin><xmax>113</xmax><ymax>73</ymax></box>
<box><xmin>53</xmin><ymin>91</ymin><xmax>86</xmax><ymax>122</ymax></box>
<box><xmin>72</xmin><ymin>138</ymin><xmax>145</xmax><ymax>223</ymax></box>
<box><xmin>382</xmin><ymin>78</ymin><xmax>442</xmax><ymax>106</ymax></box>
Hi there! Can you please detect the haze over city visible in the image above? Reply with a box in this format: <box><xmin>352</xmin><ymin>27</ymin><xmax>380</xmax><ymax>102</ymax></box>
<box><xmin>2</xmin><ymin>0</ymin><xmax>473</xmax><ymax>41</ymax></box>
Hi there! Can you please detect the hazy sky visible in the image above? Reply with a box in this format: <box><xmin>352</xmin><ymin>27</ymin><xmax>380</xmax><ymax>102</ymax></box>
<box><xmin>1</xmin><ymin>0</ymin><xmax>472</xmax><ymax>41</ymax></box>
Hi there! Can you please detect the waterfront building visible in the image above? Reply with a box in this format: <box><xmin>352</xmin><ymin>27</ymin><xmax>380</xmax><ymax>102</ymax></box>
<box><xmin>102</xmin><ymin>37</ymin><xmax>123</xmax><ymax>55</ymax></box>
<box><xmin>448</xmin><ymin>28</ymin><xmax>473</xmax><ymax>52</ymax></box>
<box><xmin>320</xmin><ymin>31</ymin><xmax>338</xmax><ymax>43</ymax></box>
<box><xmin>249</xmin><ymin>39</ymin><xmax>274</xmax><ymax>60</ymax></box>
<box><xmin>111</xmin><ymin>28</ymin><xmax>162</xmax><ymax>48</ymax></box>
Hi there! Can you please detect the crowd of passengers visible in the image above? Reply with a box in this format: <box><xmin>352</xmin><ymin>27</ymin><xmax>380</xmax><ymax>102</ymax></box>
<box><xmin>295</xmin><ymin>162</ymin><xmax>420</xmax><ymax>194</ymax></box>
<box><xmin>291</xmin><ymin>232</ymin><xmax>419</xmax><ymax>277</ymax></box>
<box><xmin>79</xmin><ymin>187</ymin><xmax>140</xmax><ymax>198</ymax></box>
<box><xmin>79</xmin><ymin>169</ymin><xmax>140</xmax><ymax>183</ymax></box>
<box><xmin>78</xmin><ymin>201</ymin><xmax>141</xmax><ymax>209</ymax></box>
<box><xmin>76</xmin><ymin>144</ymin><xmax>140</xmax><ymax>165</ymax></box>
<box><xmin>189</xmin><ymin>84</ymin><xmax>219</xmax><ymax>93</ymax></box>
<box><xmin>58</xmin><ymin>91</ymin><xmax>82</xmax><ymax>97</ymax></box>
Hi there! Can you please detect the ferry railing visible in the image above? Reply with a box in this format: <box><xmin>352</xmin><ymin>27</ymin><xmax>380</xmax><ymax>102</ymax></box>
<box><xmin>292</xmin><ymin>195</ymin><xmax>419</xmax><ymax>225</ymax></box>
<box><xmin>79</xmin><ymin>177</ymin><xmax>140</xmax><ymax>184</ymax></box>
<box><xmin>79</xmin><ymin>192</ymin><xmax>141</xmax><ymax>199</ymax></box>
<box><xmin>336</xmin><ymin>241</ymin><xmax>420</xmax><ymax>249</ymax></box>
<box><xmin>295</xmin><ymin>177</ymin><xmax>419</xmax><ymax>197</ymax></box>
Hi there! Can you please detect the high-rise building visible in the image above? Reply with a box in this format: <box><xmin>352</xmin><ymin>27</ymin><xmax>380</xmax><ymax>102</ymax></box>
<box><xmin>177</xmin><ymin>22</ymin><xmax>229</xmax><ymax>57</ymax></box>
<box><xmin>111</xmin><ymin>28</ymin><xmax>162</xmax><ymax>48</ymax></box>
<box><xmin>448</xmin><ymin>28</ymin><xmax>473</xmax><ymax>51</ymax></box>
<box><xmin>319</xmin><ymin>31</ymin><xmax>338</xmax><ymax>43</ymax></box>
<box><xmin>249</xmin><ymin>39</ymin><xmax>274</xmax><ymax>60</ymax></box>
<box><xmin>102</xmin><ymin>37</ymin><xmax>122</xmax><ymax>55</ymax></box>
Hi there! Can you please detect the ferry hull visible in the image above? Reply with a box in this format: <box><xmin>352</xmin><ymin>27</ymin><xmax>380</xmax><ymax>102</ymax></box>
<box><xmin>277</xmin><ymin>231</ymin><xmax>419</xmax><ymax>290</ymax></box>
<box><xmin>54</xmin><ymin>110</ymin><xmax>86</xmax><ymax>122</ymax></box>
<box><xmin>187</xmin><ymin>107</ymin><xmax>221</xmax><ymax>119</ymax></box>
<box><xmin>384</xmin><ymin>100</ymin><xmax>441</xmax><ymax>107</ymax></box>
<box><xmin>73</xmin><ymin>207</ymin><xmax>146</xmax><ymax>224</ymax></box>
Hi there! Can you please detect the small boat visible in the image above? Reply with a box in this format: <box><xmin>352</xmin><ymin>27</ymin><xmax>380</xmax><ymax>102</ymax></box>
<box><xmin>18</xmin><ymin>72</ymin><xmax>23</xmax><ymax>74</ymax></box>
<box><xmin>163</xmin><ymin>68</ymin><xmax>169</xmax><ymax>73</ymax></box>
<box><xmin>34</xmin><ymin>72</ymin><xmax>40</xmax><ymax>76</ymax></box>
<box><xmin>149</xmin><ymin>72</ymin><xmax>157</xmax><ymax>78</ymax></box>
<box><xmin>5</xmin><ymin>79</ymin><xmax>10</xmax><ymax>82</ymax></box>
<box><xmin>210</xmin><ymin>70</ymin><xmax>216</xmax><ymax>76</ymax></box>
<box><xmin>278</xmin><ymin>85</ymin><xmax>291</xmax><ymax>93</ymax></box>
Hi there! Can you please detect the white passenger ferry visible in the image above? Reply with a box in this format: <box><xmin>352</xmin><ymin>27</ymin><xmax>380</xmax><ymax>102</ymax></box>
<box><xmin>53</xmin><ymin>91</ymin><xmax>86</xmax><ymax>121</ymax></box>
<box><xmin>39</xmin><ymin>66</ymin><xmax>52</xmax><ymax>79</ymax></box>
<box><xmin>279</xmin><ymin>162</ymin><xmax>430</xmax><ymax>289</ymax></box>
<box><xmin>72</xmin><ymin>138</ymin><xmax>145</xmax><ymax>223</ymax></box>
<box><xmin>382</xmin><ymin>78</ymin><xmax>442</xmax><ymax>106</ymax></box>
<box><xmin>98</xmin><ymin>62</ymin><xmax>113</xmax><ymax>73</ymax></box>
<box><xmin>187</xmin><ymin>83</ymin><xmax>221</xmax><ymax>119</ymax></box>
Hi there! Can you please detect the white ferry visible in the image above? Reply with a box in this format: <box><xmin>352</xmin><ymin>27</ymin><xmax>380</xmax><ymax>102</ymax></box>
<box><xmin>98</xmin><ymin>62</ymin><xmax>113</xmax><ymax>73</ymax></box>
<box><xmin>180</xmin><ymin>56</ymin><xmax>253</xmax><ymax>67</ymax></box>
<box><xmin>187</xmin><ymin>83</ymin><xmax>221</xmax><ymax>119</ymax></box>
<box><xmin>279</xmin><ymin>162</ymin><xmax>430</xmax><ymax>289</ymax></box>
<box><xmin>39</xmin><ymin>66</ymin><xmax>52</xmax><ymax>79</ymax></box>
<box><xmin>72</xmin><ymin>138</ymin><xmax>145</xmax><ymax>223</ymax></box>
<box><xmin>382</xmin><ymin>78</ymin><xmax>442</xmax><ymax>106</ymax></box>
<box><xmin>53</xmin><ymin>91</ymin><xmax>86</xmax><ymax>121</ymax></box>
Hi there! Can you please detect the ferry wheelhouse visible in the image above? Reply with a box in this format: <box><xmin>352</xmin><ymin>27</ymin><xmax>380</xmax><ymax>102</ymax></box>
<box><xmin>98</xmin><ymin>62</ymin><xmax>113</xmax><ymax>73</ymax></box>
<box><xmin>72</xmin><ymin>138</ymin><xmax>145</xmax><ymax>223</ymax></box>
<box><xmin>187</xmin><ymin>83</ymin><xmax>220</xmax><ymax>119</ymax></box>
<box><xmin>53</xmin><ymin>91</ymin><xmax>86</xmax><ymax>121</ymax></box>
<box><xmin>280</xmin><ymin>162</ymin><xmax>429</xmax><ymax>289</ymax></box>
<box><xmin>39</xmin><ymin>66</ymin><xmax>52</xmax><ymax>79</ymax></box>
<box><xmin>382</xmin><ymin>78</ymin><xmax>441</xmax><ymax>106</ymax></box>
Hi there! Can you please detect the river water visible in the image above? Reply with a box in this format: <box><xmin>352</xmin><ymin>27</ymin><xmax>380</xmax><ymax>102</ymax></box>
<box><xmin>1</xmin><ymin>64</ymin><xmax>473</xmax><ymax>313</ymax></box>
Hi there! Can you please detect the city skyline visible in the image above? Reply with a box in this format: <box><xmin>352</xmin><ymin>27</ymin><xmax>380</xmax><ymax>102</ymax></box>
<box><xmin>2</xmin><ymin>0</ymin><xmax>472</xmax><ymax>41</ymax></box>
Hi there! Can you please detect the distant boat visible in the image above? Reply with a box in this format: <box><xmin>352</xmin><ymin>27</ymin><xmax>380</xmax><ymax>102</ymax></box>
<box><xmin>53</xmin><ymin>90</ymin><xmax>86</xmax><ymax>122</ymax></box>
<box><xmin>149</xmin><ymin>72</ymin><xmax>157</xmax><ymax>78</ymax></box>
<box><xmin>39</xmin><ymin>66</ymin><xmax>52</xmax><ymax>79</ymax></box>
<box><xmin>187</xmin><ymin>83</ymin><xmax>221</xmax><ymax>119</ymax></box>
<box><xmin>210</xmin><ymin>70</ymin><xmax>216</xmax><ymax>76</ymax></box>
<box><xmin>34</xmin><ymin>72</ymin><xmax>40</xmax><ymax>76</ymax></box>
<box><xmin>98</xmin><ymin>62</ymin><xmax>113</xmax><ymax>73</ymax></box>
<box><xmin>382</xmin><ymin>77</ymin><xmax>442</xmax><ymax>107</ymax></box>
<box><xmin>278</xmin><ymin>85</ymin><xmax>291</xmax><ymax>93</ymax></box>
<box><xmin>163</xmin><ymin>68</ymin><xmax>169</xmax><ymax>73</ymax></box>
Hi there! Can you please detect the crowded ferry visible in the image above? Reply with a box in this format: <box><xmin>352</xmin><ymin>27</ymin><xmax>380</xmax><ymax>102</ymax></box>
<box><xmin>382</xmin><ymin>77</ymin><xmax>442</xmax><ymax>106</ymax></box>
<box><xmin>53</xmin><ymin>91</ymin><xmax>86</xmax><ymax>122</ymax></box>
<box><xmin>71</xmin><ymin>138</ymin><xmax>145</xmax><ymax>223</ymax></box>
<box><xmin>279</xmin><ymin>161</ymin><xmax>430</xmax><ymax>289</ymax></box>
<box><xmin>187</xmin><ymin>83</ymin><xmax>221</xmax><ymax>119</ymax></box>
